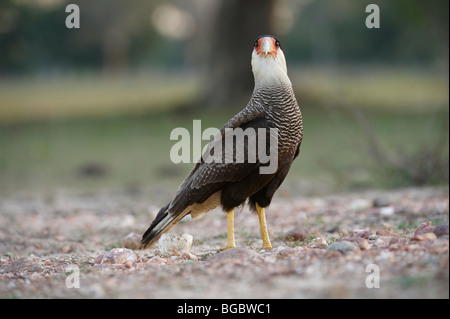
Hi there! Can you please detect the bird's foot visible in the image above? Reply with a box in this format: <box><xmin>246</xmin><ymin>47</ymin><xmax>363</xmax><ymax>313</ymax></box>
<box><xmin>220</xmin><ymin>243</ymin><xmax>236</xmax><ymax>251</ymax></box>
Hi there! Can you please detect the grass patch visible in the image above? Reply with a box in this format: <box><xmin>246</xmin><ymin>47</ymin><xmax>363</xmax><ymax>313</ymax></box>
<box><xmin>293</xmin><ymin>65</ymin><xmax>449</xmax><ymax>112</ymax></box>
<box><xmin>0</xmin><ymin>104</ymin><xmax>447</xmax><ymax>195</ymax></box>
<box><xmin>0</xmin><ymin>72</ymin><xmax>199</xmax><ymax>124</ymax></box>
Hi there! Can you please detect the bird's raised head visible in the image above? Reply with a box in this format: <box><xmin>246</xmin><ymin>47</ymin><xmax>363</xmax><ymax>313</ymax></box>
<box><xmin>253</xmin><ymin>35</ymin><xmax>280</xmax><ymax>57</ymax></box>
<box><xmin>251</xmin><ymin>35</ymin><xmax>290</xmax><ymax>86</ymax></box>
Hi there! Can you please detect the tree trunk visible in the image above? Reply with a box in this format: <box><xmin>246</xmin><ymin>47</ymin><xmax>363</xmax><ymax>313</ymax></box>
<box><xmin>201</xmin><ymin>0</ymin><xmax>275</xmax><ymax>109</ymax></box>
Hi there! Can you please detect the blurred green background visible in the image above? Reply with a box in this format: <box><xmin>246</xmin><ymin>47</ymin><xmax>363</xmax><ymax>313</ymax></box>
<box><xmin>0</xmin><ymin>0</ymin><xmax>448</xmax><ymax>199</ymax></box>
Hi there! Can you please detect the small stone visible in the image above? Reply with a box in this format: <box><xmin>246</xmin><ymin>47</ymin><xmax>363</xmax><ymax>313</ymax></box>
<box><xmin>339</xmin><ymin>229</ymin><xmax>350</xmax><ymax>237</ymax></box>
<box><xmin>94</xmin><ymin>253</ymin><xmax>105</xmax><ymax>264</ymax></box>
<box><xmin>350</xmin><ymin>199</ymin><xmax>372</xmax><ymax>210</ymax></box>
<box><xmin>96</xmin><ymin>248</ymin><xmax>137</xmax><ymax>265</ymax></box>
<box><xmin>308</xmin><ymin>237</ymin><xmax>328</xmax><ymax>249</ymax></box>
<box><xmin>285</xmin><ymin>227</ymin><xmax>309</xmax><ymax>241</ymax></box>
<box><xmin>379</xmin><ymin>206</ymin><xmax>395</xmax><ymax>216</ymax></box>
<box><xmin>412</xmin><ymin>232</ymin><xmax>437</xmax><ymax>241</ymax></box>
<box><xmin>327</xmin><ymin>241</ymin><xmax>359</xmax><ymax>254</ymax></box>
<box><xmin>275</xmin><ymin>246</ymin><xmax>288</xmax><ymax>253</ymax></box>
<box><xmin>31</xmin><ymin>264</ymin><xmax>43</xmax><ymax>272</ymax></box>
<box><xmin>406</xmin><ymin>244</ymin><xmax>425</xmax><ymax>252</ymax></box>
<box><xmin>147</xmin><ymin>256</ymin><xmax>166</xmax><ymax>264</ymax></box>
<box><xmin>277</xmin><ymin>247</ymin><xmax>296</xmax><ymax>257</ymax></box>
<box><xmin>358</xmin><ymin>239</ymin><xmax>371</xmax><ymax>250</ymax></box>
<box><xmin>181</xmin><ymin>252</ymin><xmax>198</xmax><ymax>261</ymax></box>
<box><xmin>336</xmin><ymin>237</ymin><xmax>371</xmax><ymax>250</ymax></box>
<box><xmin>376</xmin><ymin>229</ymin><xmax>399</xmax><ymax>237</ymax></box>
<box><xmin>61</xmin><ymin>244</ymin><xmax>75</xmax><ymax>253</ymax></box>
<box><xmin>373</xmin><ymin>197</ymin><xmax>390</xmax><ymax>207</ymax></box>
<box><xmin>413</xmin><ymin>221</ymin><xmax>435</xmax><ymax>237</ymax></box>
<box><xmin>121</xmin><ymin>232</ymin><xmax>142</xmax><ymax>250</ymax></box>
<box><xmin>373</xmin><ymin>237</ymin><xmax>390</xmax><ymax>248</ymax></box>
<box><xmin>352</xmin><ymin>229</ymin><xmax>373</xmax><ymax>239</ymax></box>
<box><xmin>158</xmin><ymin>233</ymin><xmax>193</xmax><ymax>257</ymax></box>
<box><xmin>434</xmin><ymin>224</ymin><xmax>449</xmax><ymax>238</ymax></box>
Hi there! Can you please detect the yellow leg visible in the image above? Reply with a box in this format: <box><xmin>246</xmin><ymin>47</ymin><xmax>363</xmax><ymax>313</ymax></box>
<box><xmin>221</xmin><ymin>209</ymin><xmax>236</xmax><ymax>250</ymax></box>
<box><xmin>256</xmin><ymin>203</ymin><xmax>272</xmax><ymax>249</ymax></box>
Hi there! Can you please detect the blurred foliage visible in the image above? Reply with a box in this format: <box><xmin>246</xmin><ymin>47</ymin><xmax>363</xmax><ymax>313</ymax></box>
<box><xmin>0</xmin><ymin>0</ymin><xmax>181</xmax><ymax>73</ymax></box>
<box><xmin>283</xmin><ymin>0</ymin><xmax>448</xmax><ymax>65</ymax></box>
<box><xmin>0</xmin><ymin>0</ymin><xmax>448</xmax><ymax>74</ymax></box>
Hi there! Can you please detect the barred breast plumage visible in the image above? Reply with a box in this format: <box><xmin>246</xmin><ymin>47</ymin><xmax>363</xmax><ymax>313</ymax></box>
<box><xmin>251</xmin><ymin>84</ymin><xmax>303</xmax><ymax>154</ymax></box>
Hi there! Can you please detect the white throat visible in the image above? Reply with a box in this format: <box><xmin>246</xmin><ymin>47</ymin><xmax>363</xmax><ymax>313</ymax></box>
<box><xmin>251</xmin><ymin>49</ymin><xmax>291</xmax><ymax>87</ymax></box>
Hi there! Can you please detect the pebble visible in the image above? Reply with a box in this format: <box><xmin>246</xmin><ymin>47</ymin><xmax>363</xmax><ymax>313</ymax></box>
<box><xmin>277</xmin><ymin>247</ymin><xmax>297</xmax><ymax>257</ymax></box>
<box><xmin>95</xmin><ymin>248</ymin><xmax>137</xmax><ymax>265</ymax></box>
<box><xmin>373</xmin><ymin>237</ymin><xmax>390</xmax><ymax>248</ymax></box>
<box><xmin>181</xmin><ymin>252</ymin><xmax>198</xmax><ymax>261</ymax></box>
<box><xmin>61</xmin><ymin>244</ymin><xmax>76</xmax><ymax>254</ymax></box>
<box><xmin>31</xmin><ymin>264</ymin><xmax>43</xmax><ymax>272</ymax></box>
<box><xmin>413</xmin><ymin>221</ymin><xmax>435</xmax><ymax>237</ymax></box>
<box><xmin>411</xmin><ymin>232</ymin><xmax>437</xmax><ymax>241</ymax></box>
<box><xmin>373</xmin><ymin>197</ymin><xmax>390</xmax><ymax>207</ymax></box>
<box><xmin>158</xmin><ymin>233</ymin><xmax>193</xmax><ymax>257</ymax></box>
<box><xmin>379</xmin><ymin>206</ymin><xmax>395</xmax><ymax>216</ymax></box>
<box><xmin>434</xmin><ymin>224</ymin><xmax>449</xmax><ymax>238</ymax></box>
<box><xmin>352</xmin><ymin>229</ymin><xmax>373</xmax><ymax>239</ymax></box>
<box><xmin>327</xmin><ymin>241</ymin><xmax>359</xmax><ymax>254</ymax></box>
<box><xmin>147</xmin><ymin>256</ymin><xmax>166</xmax><ymax>264</ymax></box>
<box><xmin>308</xmin><ymin>237</ymin><xmax>328</xmax><ymax>249</ymax></box>
<box><xmin>275</xmin><ymin>246</ymin><xmax>288</xmax><ymax>253</ymax></box>
<box><xmin>338</xmin><ymin>237</ymin><xmax>371</xmax><ymax>250</ymax></box>
<box><xmin>285</xmin><ymin>227</ymin><xmax>309</xmax><ymax>241</ymax></box>
<box><xmin>358</xmin><ymin>239</ymin><xmax>371</xmax><ymax>250</ymax></box>
<box><xmin>350</xmin><ymin>199</ymin><xmax>372</xmax><ymax>210</ymax></box>
<box><xmin>376</xmin><ymin>229</ymin><xmax>399</xmax><ymax>237</ymax></box>
<box><xmin>121</xmin><ymin>232</ymin><xmax>142</xmax><ymax>250</ymax></box>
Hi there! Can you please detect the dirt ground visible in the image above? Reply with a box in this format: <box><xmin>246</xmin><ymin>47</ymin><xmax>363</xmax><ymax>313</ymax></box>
<box><xmin>0</xmin><ymin>186</ymin><xmax>448</xmax><ymax>299</ymax></box>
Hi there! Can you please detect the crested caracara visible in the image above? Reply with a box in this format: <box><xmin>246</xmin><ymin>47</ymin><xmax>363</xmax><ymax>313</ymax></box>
<box><xmin>141</xmin><ymin>35</ymin><xmax>303</xmax><ymax>250</ymax></box>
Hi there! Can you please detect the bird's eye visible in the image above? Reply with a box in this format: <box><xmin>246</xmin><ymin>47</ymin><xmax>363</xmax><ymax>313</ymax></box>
<box><xmin>254</xmin><ymin>41</ymin><xmax>259</xmax><ymax>48</ymax></box>
<box><xmin>275</xmin><ymin>40</ymin><xmax>280</xmax><ymax>47</ymax></box>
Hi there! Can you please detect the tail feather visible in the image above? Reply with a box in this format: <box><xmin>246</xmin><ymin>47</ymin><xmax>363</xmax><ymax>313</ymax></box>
<box><xmin>140</xmin><ymin>203</ymin><xmax>185</xmax><ymax>249</ymax></box>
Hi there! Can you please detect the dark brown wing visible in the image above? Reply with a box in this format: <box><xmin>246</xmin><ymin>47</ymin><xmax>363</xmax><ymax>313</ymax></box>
<box><xmin>168</xmin><ymin>113</ymin><xmax>271</xmax><ymax>215</ymax></box>
<box><xmin>141</xmin><ymin>107</ymin><xmax>274</xmax><ymax>248</ymax></box>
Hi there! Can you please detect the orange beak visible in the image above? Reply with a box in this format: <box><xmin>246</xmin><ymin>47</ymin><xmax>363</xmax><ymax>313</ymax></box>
<box><xmin>255</xmin><ymin>37</ymin><xmax>278</xmax><ymax>56</ymax></box>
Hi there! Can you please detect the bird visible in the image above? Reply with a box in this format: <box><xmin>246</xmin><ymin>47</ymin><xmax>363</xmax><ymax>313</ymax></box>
<box><xmin>141</xmin><ymin>35</ymin><xmax>303</xmax><ymax>250</ymax></box>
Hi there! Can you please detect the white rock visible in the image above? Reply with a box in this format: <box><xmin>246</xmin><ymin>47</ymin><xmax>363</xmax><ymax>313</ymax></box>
<box><xmin>350</xmin><ymin>199</ymin><xmax>372</xmax><ymax>210</ymax></box>
<box><xmin>158</xmin><ymin>233</ymin><xmax>193</xmax><ymax>257</ymax></box>
<box><xmin>97</xmin><ymin>248</ymin><xmax>137</xmax><ymax>265</ymax></box>
<box><xmin>379</xmin><ymin>206</ymin><xmax>395</xmax><ymax>216</ymax></box>
<box><xmin>275</xmin><ymin>246</ymin><xmax>288</xmax><ymax>253</ymax></box>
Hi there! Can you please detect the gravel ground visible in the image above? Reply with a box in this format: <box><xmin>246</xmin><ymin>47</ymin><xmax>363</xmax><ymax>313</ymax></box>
<box><xmin>0</xmin><ymin>186</ymin><xmax>448</xmax><ymax>299</ymax></box>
